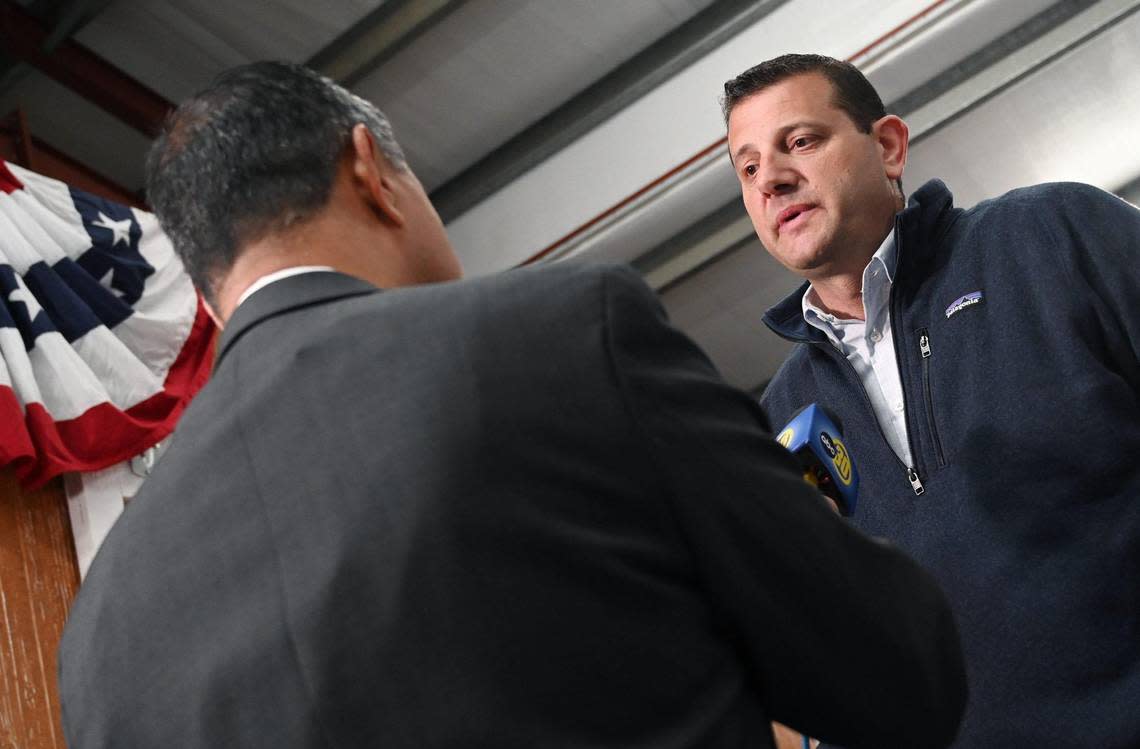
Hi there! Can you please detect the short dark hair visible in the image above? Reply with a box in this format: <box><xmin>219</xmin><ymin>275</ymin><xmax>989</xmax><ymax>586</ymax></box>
<box><xmin>145</xmin><ymin>61</ymin><xmax>407</xmax><ymax>307</ymax></box>
<box><xmin>721</xmin><ymin>53</ymin><xmax>886</xmax><ymax>132</ymax></box>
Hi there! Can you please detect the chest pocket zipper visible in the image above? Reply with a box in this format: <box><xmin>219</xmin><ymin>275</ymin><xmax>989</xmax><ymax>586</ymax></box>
<box><xmin>918</xmin><ymin>328</ymin><xmax>946</xmax><ymax>467</ymax></box>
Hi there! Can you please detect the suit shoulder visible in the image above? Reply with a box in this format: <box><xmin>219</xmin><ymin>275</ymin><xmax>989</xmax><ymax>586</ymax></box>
<box><xmin>455</xmin><ymin>262</ymin><xmax>654</xmax><ymax>319</ymax></box>
<box><xmin>483</xmin><ymin>261</ymin><xmax>645</xmax><ymax>298</ymax></box>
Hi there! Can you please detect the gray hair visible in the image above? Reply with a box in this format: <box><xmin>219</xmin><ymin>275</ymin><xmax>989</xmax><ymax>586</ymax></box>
<box><xmin>145</xmin><ymin>61</ymin><xmax>406</xmax><ymax>307</ymax></box>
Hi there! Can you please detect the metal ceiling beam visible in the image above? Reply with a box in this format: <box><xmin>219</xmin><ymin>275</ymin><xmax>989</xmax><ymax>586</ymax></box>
<box><xmin>894</xmin><ymin>0</ymin><xmax>1102</xmax><ymax>142</ymax></box>
<box><xmin>308</xmin><ymin>0</ymin><xmax>470</xmax><ymax>88</ymax></box>
<box><xmin>429</xmin><ymin>0</ymin><xmax>791</xmax><ymax>224</ymax></box>
<box><xmin>40</xmin><ymin>0</ymin><xmax>108</xmax><ymax>51</ymax></box>
<box><xmin>2</xmin><ymin>0</ymin><xmax>109</xmax><ymax>90</ymax></box>
<box><xmin>632</xmin><ymin>201</ymin><xmax>754</xmax><ymax>293</ymax></box>
<box><xmin>0</xmin><ymin>0</ymin><xmax>56</xmax><ymax>89</ymax></box>
<box><xmin>0</xmin><ymin>0</ymin><xmax>171</xmax><ymax>137</ymax></box>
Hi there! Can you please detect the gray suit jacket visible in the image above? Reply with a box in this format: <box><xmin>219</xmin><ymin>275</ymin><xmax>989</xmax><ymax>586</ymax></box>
<box><xmin>59</xmin><ymin>264</ymin><xmax>965</xmax><ymax>748</ymax></box>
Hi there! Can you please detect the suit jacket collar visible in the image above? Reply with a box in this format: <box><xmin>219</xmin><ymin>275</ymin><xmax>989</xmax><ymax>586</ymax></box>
<box><xmin>215</xmin><ymin>271</ymin><xmax>379</xmax><ymax>367</ymax></box>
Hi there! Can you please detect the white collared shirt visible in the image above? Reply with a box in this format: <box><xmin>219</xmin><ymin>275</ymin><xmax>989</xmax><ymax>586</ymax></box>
<box><xmin>235</xmin><ymin>266</ymin><xmax>336</xmax><ymax>309</ymax></box>
<box><xmin>801</xmin><ymin>230</ymin><xmax>913</xmax><ymax>466</ymax></box>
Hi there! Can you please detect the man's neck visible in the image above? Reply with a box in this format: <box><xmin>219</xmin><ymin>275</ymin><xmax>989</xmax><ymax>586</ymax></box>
<box><xmin>805</xmin><ymin>221</ymin><xmax>901</xmax><ymax>321</ymax></box>
<box><xmin>807</xmin><ymin>274</ymin><xmax>866</xmax><ymax>321</ymax></box>
<box><xmin>210</xmin><ymin>209</ymin><xmax>401</xmax><ymax>324</ymax></box>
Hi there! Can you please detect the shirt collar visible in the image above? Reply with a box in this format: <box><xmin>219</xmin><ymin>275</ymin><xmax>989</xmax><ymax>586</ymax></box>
<box><xmin>801</xmin><ymin>228</ymin><xmax>897</xmax><ymax>329</ymax></box>
<box><xmin>235</xmin><ymin>266</ymin><xmax>336</xmax><ymax>309</ymax></box>
<box><xmin>868</xmin><ymin>225</ymin><xmax>898</xmax><ymax>284</ymax></box>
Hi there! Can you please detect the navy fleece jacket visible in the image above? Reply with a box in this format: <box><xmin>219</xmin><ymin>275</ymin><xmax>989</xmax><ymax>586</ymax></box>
<box><xmin>761</xmin><ymin>179</ymin><xmax>1140</xmax><ymax>748</ymax></box>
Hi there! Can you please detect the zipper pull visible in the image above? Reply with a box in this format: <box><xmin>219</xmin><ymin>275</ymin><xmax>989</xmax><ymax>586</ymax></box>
<box><xmin>919</xmin><ymin>332</ymin><xmax>932</xmax><ymax>358</ymax></box>
<box><xmin>907</xmin><ymin>467</ymin><xmax>925</xmax><ymax>496</ymax></box>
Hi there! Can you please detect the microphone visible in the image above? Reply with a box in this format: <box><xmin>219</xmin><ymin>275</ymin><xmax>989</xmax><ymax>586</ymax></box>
<box><xmin>776</xmin><ymin>404</ymin><xmax>859</xmax><ymax>516</ymax></box>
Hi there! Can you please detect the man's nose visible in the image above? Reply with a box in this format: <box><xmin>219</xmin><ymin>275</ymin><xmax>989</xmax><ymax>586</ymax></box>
<box><xmin>758</xmin><ymin>154</ymin><xmax>798</xmax><ymax>198</ymax></box>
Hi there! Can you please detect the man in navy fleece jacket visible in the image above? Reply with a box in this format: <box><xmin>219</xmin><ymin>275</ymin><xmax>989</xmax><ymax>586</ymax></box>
<box><xmin>723</xmin><ymin>53</ymin><xmax>1140</xmax><ymax>748</ymax></box>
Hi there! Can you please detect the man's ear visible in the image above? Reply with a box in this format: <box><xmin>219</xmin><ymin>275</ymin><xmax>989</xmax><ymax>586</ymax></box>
<box><xmin>349</xmin><ymin>124</ymin><xmax>406</xmax><ymax>228</ymax></box>
<box><xmin>873</xmin><ymin>114</ymin><xmax>909</xmax><ymax>182</ymax></box>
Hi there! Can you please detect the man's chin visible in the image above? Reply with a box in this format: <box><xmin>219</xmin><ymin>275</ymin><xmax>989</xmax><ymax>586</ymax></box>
<box><xmin>774</xmin><ymin>244</ymin><xmax>829</xmax><ymax>276</ymax></box>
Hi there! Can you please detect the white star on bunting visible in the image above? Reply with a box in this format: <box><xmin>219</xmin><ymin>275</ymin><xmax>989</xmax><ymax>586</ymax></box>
<box><xmin>8</xmin><ymin>285</ymin><xmax>44</xmax><ymax>320</ymax></box>
<box><xmin>92</xmin><ymin>211</ymin><xmax>132</xmax><ymax>246</ymax></box>
<box><xmin>98</xmin><ymin>267</ymin><xmax>122</xmax><ymax>297</ymax></box>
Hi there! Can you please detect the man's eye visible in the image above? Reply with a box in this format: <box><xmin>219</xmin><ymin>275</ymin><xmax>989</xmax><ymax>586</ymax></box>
<box><xmin>792</xmin><ymin>136</ymin><xmax>812</xmax><ymax>149</ymax></box>
<box><xmin>744</xmin><ymin>164</ymin><xmax>757</xmax><ymax>177</ymax></box>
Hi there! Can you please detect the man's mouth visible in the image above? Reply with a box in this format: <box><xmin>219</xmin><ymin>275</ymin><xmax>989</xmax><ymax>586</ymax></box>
<box><xmin>776</xmin><ymin>204</ymin><xmax>815</xmax><ymax>232</ymax></box>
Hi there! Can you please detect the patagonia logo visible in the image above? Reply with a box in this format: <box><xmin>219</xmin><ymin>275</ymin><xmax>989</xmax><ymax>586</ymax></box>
<box><xmin>945</xmin><ymin>290</ymin><xmax>983</xmax><ymax>318</ymax></box>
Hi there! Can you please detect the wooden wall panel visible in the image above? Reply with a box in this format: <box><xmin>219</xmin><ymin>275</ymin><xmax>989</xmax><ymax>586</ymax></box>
<box><xmin>1</xmin><ymin>101</ymin><xmax>140</xmax><ymax>749</ymax></box>
<box><xmin>0</xmin><ymin>470</ymin><xmax>79</xmax><ymax>749</ymax></box>
<box><xmin>2</xmin><ymin>104</ymin><xmax>139</xmax><ymax>748</ymax></box>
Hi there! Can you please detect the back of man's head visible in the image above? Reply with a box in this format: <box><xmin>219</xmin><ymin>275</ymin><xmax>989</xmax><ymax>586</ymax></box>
<box><xmin>146</xmin><ymin>61</ymin><xmax>407</xmax><ymax>308</ymax></box>
<box><xmin>721</xmin><ymin>53</ymin><xmax>886</xmax><ymax>133</ymax></box>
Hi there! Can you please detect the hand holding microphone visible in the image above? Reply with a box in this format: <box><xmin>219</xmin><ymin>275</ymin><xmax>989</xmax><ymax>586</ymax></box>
<box><xmin>776</xmin><ymin>404</ymin><xmax>859</xmax><ymax>516</ymax></box>
<box><xmin>773</xmin><ymin>405</ymin><xmax>860</xmax><ymax>749</ymax></box>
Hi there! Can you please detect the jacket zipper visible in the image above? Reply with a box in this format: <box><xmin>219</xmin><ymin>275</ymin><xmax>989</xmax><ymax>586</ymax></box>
<box><xmin>889</xmin><ymin>219</ymin><xmax>925</xmax><ymax>496</ymax></box>
<box><xmin>907</xmin><ymin>467</ymin><xmax>924</xmax><ymax>495</ymax></box>
<box><xmin>917</xmin><ymin>328</ymin><xmax>946</xmax><ymax>467</ymax></box>
<box><xmin>889</xmin><ymin>217</ymin><xmax>925</xmax><ymax>497</ymax></box>
<box><xmin>778</xmin><ymin>217</ymin><xmax>926</xmax><ymax>496</ymax></box>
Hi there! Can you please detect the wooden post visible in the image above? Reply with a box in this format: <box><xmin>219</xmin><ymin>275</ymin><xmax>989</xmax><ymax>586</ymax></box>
<box><xmin>0</xmin><ymin>469</ymin><xmax>79</xmax><ymax>749</ymax></box>
<box><xmin>0</xmin><ymin>107</ymin><xmax>37</xmax><ymax>171</ymax></box>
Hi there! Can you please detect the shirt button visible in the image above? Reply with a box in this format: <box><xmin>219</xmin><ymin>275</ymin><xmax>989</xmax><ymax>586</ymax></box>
<box><xmin>894</xmin><ymin>402</ymin><xmax>905</xmax><ymax>412</ymax></box>
<box><xmin>870</xmin><ymin>330</ymin><xmax>882</xmax><ymax>342</ymax></box>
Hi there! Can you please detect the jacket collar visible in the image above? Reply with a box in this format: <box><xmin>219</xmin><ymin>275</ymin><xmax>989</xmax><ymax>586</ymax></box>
<box><xmin>215</xmin><ymin>271</ymin><xmax>379</xmax><ymax>367</ymax></box>
<box><xmin>762</xmin><ymin>178</ymin><xmax>958</xmax><ymax>342</ymax></box>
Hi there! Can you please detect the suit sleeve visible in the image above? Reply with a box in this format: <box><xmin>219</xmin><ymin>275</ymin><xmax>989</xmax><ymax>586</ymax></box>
<box><xmin>601</xmin><ymin>265</ymin><xmax>966</xmax><ymax>749</ymax></box>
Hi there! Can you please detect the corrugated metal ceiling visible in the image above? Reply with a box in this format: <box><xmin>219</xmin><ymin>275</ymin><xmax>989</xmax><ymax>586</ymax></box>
<box><xmin>3</xmin><ymin>0</ymin><xmax>720</xmax><ymax>193</ymax></box>
<box><xmin>3</xmin><ymin>0</ymin><xmax>1137</xmax><ymax>394</ymax></box>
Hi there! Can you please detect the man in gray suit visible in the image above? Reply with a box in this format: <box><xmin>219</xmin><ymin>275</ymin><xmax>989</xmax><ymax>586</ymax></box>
<box><xmin>59</xmin><ymin>62</ymin><xmax>966</xmax><ymax>748</ymax></box>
